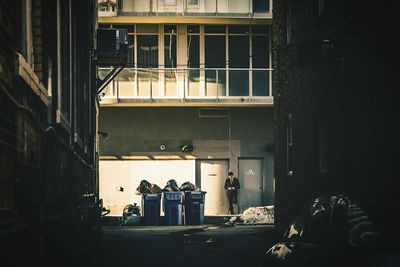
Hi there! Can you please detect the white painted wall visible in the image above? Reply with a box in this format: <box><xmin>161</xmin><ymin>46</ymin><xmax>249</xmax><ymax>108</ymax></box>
<box><xmin>100</xmin><ymin>160</ymin><xmax>196</xmax><ymax>215</ymax></box>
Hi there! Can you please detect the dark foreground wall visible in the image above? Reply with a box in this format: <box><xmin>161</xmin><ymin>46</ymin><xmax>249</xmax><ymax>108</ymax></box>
<box><xmin>0</xmin><ymin>1</ymin><xmax>99</xmax><ymax>266</ymax></box>
<box><xmin>273</xmin><ymin>0</ymin><xmax>400</xmax><ymax>235</ymax></box>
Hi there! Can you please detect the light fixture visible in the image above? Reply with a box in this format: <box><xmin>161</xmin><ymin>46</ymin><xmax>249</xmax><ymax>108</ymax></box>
<box><xmin>180</xmin><ymin>144</ymin><xmax>193</xmax><ymax>152</ymax></box>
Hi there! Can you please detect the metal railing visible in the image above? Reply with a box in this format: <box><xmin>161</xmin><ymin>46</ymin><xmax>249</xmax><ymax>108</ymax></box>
<box><xmin>98</xmin><ymin>67</ymin><xmax>272</xmax><ymax>101</ymax></box>
<box><xmin>98</xmin><ymin>0</ymin><xmax>272</xmax><ymax>17</ymax></box>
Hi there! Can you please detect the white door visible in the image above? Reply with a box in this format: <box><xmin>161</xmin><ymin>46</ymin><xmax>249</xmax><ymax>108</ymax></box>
<box><xmin>198</xmin><ymin>160</ymin><xmax>229</xmax><ymax>215</ymax></box>
<box><xmin>238</xmin><ymin>158</ymin><xmax>263</xmax><ymax>212</ymax></box>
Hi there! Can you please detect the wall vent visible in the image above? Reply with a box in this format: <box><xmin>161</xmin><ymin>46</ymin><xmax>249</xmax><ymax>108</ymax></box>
<box><xmin>199</xmin><ymin>108</ymin><xmax>229</xmax><ymax>118</ymax></box>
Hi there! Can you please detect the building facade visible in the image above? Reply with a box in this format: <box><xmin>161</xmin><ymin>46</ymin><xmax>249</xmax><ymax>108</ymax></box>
<box><xmin>0</xmin><ymin>0</ymin><xmax>98</xmax><ymax>265</ymax></box>
<box><xmin>97</xmin><ymin>0</ymin><xmax>274</xmax><ymax>215</ymax></box>
<box><xmin>273</xmin><ymin>0</ymin><xmax>400</xmax><ymax>234</ymax></box>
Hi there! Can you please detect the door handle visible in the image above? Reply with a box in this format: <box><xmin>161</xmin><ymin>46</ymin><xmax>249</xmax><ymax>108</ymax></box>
<box><xmin>259</xmin><ymin>187</ymin><xmax>263</xmax><ymax>190</ymax></box>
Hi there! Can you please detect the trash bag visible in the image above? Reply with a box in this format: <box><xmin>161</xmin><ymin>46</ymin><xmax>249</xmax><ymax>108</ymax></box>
<box><xmin>150</xmin><ymin>184</ymin><xmax>162</xmax><ymax>193</ymax></box>
<box><xmin>162</xmin><ymin>179</ymin><xmax>180</xmax><ymax>192</ymax></box>
<box><xmin>136</xmin><ymin>180</ymin><xmax>152</xmax><ymax>194</ymax></box>
<box><xmin>179</xmin><ymin>181</ymin><xmax>197</xmax><ymax>192</ymax></box>
<box><xmin>121</xmin><ymin>203</ymin><xmax>141</xmax><ymax>225</ymax></box>
<box><xmin>122</xmin><ymin>203</ymin><xmax>141</xmax><ymax>216</ymax></box>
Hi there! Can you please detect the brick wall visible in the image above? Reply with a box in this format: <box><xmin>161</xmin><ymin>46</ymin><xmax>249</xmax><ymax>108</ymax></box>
<box><xmin>1</xmin><ymin>0</ymin><xmax>98</xmax><ymax>264</ymax></box>
<box><xmin>273</xmin><ymin>0</ymin><xmax>400</xmax><ymax>234</ymax></box>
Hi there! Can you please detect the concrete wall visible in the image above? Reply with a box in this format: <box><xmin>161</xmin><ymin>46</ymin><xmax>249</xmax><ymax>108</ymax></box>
<box><xmin>99</xmin><ymin>107</ymin><xmax>274</xmax><ymax>214</ymax></box>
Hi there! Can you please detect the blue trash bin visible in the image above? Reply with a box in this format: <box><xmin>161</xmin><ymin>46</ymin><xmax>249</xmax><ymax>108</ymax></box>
<box><xmin>142</xmin><ymin>193</ymin><xmax>161</xmax><ymax>225</ymax></box>
<box><xmin>163</xmin><ymin>192</ymin><xmax>184</xmax><ymax>225</ymax></box>
<box><xmin>184</xmin><ymin>191</ymin><xmax>206</xmax><ymax>225</ymax></box>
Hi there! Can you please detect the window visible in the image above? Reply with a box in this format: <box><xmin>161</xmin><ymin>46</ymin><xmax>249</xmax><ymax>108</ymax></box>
<box><xmin>286</xmin><ymin>113</ymin><xmax>293</xmax><ymax>175</ymax></box>
<box><xmin>252</xmin><ymin>26</ymin><xmax>270</xmax><ymax>96</ymax></box>
<box><xmin>164</xmin><ymin>0</ymin><xmax>176</xmax><ymax>6</ymax></box>
<box><xmin>253</xmin><ymin>0</ymin><xmax>269</xmax><ymax>13</ymax></box>
<box><xmin>187</xmin><ymin>25</ymin><xmax>200</xmax><ymax>96</ymax></box>
<box><xmin>137</xmin><ymin>36</ymin><xmax>158</xmax><ymax>68</ymax></box>
<box><xmin>229</xmin><ymin>26</ymin><xmax>249</xmax><ymax>96</ymax></box>
<box><xmin>187</xmin><ymin>0</ymin><xmax>199</xmax><ymax>6</ymax></box>
<box><xmin>136</xmin><ymin>25</ymin><xmax>159</xmax><ymax>68</ymax></box>
<box><xmin>286</xmin><ymin>0</ymin><xmax>293</xmax><ymax>46</ymax></box>
<box><xmin>164</xmin><ymin>25</ymin><xmax>176</xmax><ymax>68</ymax></box>
<box><xmin>205</xmin><ymin>26</ymin><xmax>226</xmax><ymax>96</ymax></box>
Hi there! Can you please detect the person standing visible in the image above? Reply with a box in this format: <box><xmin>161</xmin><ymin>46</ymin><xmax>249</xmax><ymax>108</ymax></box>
<box><xmin>224</xmin><ymin>171</ymin><xmax>240</xmax><ymax>214</ymax></box>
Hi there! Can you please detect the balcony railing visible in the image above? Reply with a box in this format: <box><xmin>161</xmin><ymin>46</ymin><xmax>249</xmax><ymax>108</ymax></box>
<box><xmin>99</xmin><ymin>67</ymin><xmax>272</xmax><ymax>104</ymax></box>
<box><xmin>98</xmin><ymin>0</ymin><xmax>272</xmax><ymax>17</ymax></box>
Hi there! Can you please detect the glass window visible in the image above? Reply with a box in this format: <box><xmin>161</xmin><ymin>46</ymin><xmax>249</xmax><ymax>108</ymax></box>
<box><xmin>252</xmin><ymin>25</ymin><xmax>269</xmax><ymax>34</ymax></box>
<box><xmin>205</xmin><ymin>25</ymin><xmax>226</xmax><ymax>34</ymax></box>
<box><xmin>252</xmin><ymin>35</ymin><xmax>269</xmax><ymax>68</ymax></box>
<box><xmin>164</xmin><ymin>0</ymin><xmax>176</xmax><ymax>5</ymax></box>
<box><xmin>253</xmin><ymin>70</ymin><xmax>269</xmax><ymax>96</ymax></box>
<box><xmin>164</xmin><ymin>25</ymin><xmax>176</xmax><ymax>68</ymax></box>
<box><xmin>205</xmin><ymin>36</ymin><xmax>225</xmax><ymax>68</ymax></box>
<box><xmin>137</xmin><ymin>35</ymin><xmax>158</xmax><ymax>68</ymax></box>
<box><xmin>253</xmin><ymin>0</ymin><xmax>270</xmax><ymax>12</ymax></box>
<box><xmin>188</xmin><ymin>0</ymin><xmax>199</xmax><ymax>5</ymax></box>
<box><xmin>229</xmin><ymin>36</ymin><xmax>249</xmax><ymax>68</ymax></box>
<box><xmin>228</xmin><ymin>25</ymin><xmax>249</xmax><ymax>34</ymax></box>
<box><xmin>229</xmin><ymin>35</ymin><xmax>249</xmax><ymax>96</ymax></box>
<box><xmin>187</xmin><ymin>35</ymin><xmax>199</xmax><ymax>68</ymax></box>
<box><xmin>187</xmin><ymin>25</ymin><xmax>200</xmax><ymax>34</ymax></box>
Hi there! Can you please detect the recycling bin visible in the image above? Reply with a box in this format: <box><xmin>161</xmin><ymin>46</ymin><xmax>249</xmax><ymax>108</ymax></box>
<box><xmin>142</xmin><ymin>193</ymin><xmax>161</xmax><ymax>225</ymax></box>
<box><xmin>163</xmin><ymin>192</ymin><xmax>184</xmax><ymax>225</ymax></box>
<box><xmin>184</xmin><ymin>191</ymin><xmax>206</xmax><ymax>225</ymax></box>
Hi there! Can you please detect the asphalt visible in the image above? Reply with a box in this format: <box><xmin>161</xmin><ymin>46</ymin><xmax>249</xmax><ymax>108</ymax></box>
<box><xmin>97</xmin><ymin>224</ymin><xmax>275</xmax><ymax>267</ymax></box>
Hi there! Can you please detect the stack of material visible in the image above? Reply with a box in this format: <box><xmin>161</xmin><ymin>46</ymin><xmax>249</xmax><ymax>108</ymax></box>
<box><xmin>240</xmin><ymin>206</ymin><xmax>274</xmax><ymax>224</ymax></box>
<box><xmin>226</xmin><ymin>206</ymin><xmax>274</xmax><ymax>225</ymax></box>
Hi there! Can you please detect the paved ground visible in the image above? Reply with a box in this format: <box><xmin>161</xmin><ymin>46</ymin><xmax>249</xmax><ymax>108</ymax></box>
<box><xmin>98</xmin><ymin>224</ymin><xmax>275</xmax><ymax>267</ymax></box>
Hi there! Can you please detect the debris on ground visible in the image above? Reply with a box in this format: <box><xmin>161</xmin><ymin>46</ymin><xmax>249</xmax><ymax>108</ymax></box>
<box><xmin>224</xmin><ymin>206</ymin><xmax>274</xmax><ymax>225</ymax></box>
<box><xmin>241</xmin><ymin>206</ymin><xmax>274</xmax><ymax>224</ymax></box>
<box><xmin>121</xmin><ymin>203</ymin><xmax>141</xmax><ymax>225</ymax></box>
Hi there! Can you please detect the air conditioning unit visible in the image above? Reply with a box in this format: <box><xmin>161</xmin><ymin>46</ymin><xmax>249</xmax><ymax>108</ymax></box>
<box><xmin>97</xmin><ymin>28</ymin><xmax>128</xmax><ymax>51</ymax></box>
<box><xmin>97</xmin><ymin>28</ymin><xmax>128</xmax><ymax>65</ymax></box>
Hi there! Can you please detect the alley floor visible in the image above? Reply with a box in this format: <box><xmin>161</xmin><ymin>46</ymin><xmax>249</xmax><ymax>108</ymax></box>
<box><xmin>97</xmin><ymin>224</ymin><xmax>274</xmax><ymax>267</ymax></box>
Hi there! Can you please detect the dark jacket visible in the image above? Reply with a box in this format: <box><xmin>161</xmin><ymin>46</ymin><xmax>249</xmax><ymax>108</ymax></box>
<box><xmin>224</xmin><ymin>178</ymin><xmax>240</xmax><ymax>191</ymax></box>
<box><xmin>224</xmin><ymin>177</ymin><xmax>240</xmax><ymax>204</ymax></box>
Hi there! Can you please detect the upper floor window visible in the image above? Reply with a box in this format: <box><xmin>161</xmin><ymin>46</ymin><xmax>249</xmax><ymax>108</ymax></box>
<box><xmin>253</xmin><ymin>0</ymin><xmax>270</xmax><ymax>13</ymax></box>
<box><xmin>164</xmin><ymin>0</ymin><xmax>176</xmax><ymax>6</ymax></box>
<box><xmin>137</xmin><ymin>25</ymin><xmax>159</xmax><ymax>68</ymax></box>
<box><xmin>164</xmin><ymin>25</ymin><xmax>177</xmax><ymax>68</ymax></box>
<box><xmin>187</xmin><ymin>0</ymin><xmax>199</xmax><ymax>6</ymax></box>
